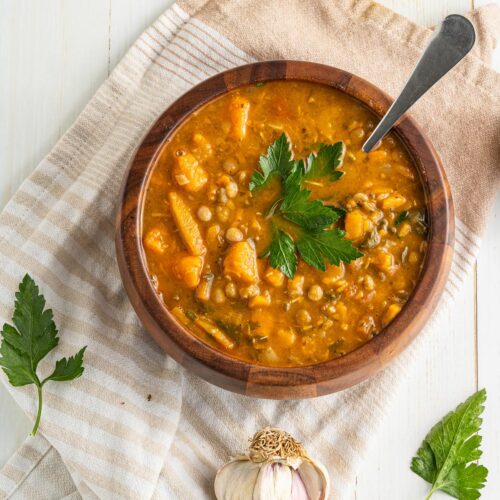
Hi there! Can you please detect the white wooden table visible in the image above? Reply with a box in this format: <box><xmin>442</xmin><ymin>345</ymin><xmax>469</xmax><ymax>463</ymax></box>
<box><xmin>0</xmin><ymin>1</ymin><xmax>498</xmax><ymax>498</ymax></box>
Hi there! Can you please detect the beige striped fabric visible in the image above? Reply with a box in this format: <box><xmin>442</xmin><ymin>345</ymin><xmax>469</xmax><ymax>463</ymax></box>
<box><xmin>0</xmin><ymin>1</ymin><xmax>499</xmax><ymax>499</ymax></box>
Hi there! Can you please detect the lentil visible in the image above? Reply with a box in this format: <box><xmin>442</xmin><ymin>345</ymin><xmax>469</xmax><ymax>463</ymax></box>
<box><xmin>197</xmin><ymin>205</ymin><xmax>212</xmax><ymax>222</ymax></box>
<box><xmin>226</xmin><ymin>227</ymin><xmax>244</xmax><ymax>242</ymax></box>
<box><xmin>143</xmin><ymin>81</ymin><xmax>427</xmax><ymax>367</ymax></box>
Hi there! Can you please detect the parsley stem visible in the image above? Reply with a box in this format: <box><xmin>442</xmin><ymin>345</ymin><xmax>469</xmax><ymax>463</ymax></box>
<box><xmin>31</xmin><ymin>383</ymin><xmax>43</xmax><ymax>436</ymax></box>
<box><xmin>425</xmin><ymin>488</ymin><xmax>436</xmax><ymax>500</ymax></box>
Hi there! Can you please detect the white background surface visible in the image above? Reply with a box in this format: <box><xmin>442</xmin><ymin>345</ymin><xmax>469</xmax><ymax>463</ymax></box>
<box><xmin>0</xmin><ymin>1</ymin><xmax>499</xmax><ymax>499</ymax></box>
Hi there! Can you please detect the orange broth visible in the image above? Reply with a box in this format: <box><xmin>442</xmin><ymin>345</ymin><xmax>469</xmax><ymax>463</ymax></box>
<box><xmin>142</xmin><ymin>81</ymin><xmax>427</xmax><ymax>367</ymax></box>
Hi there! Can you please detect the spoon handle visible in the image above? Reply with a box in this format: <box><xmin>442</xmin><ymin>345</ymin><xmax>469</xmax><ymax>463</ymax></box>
<box><xmin>362</xmin><ymin>15</ymin><xmax>475</xmax><ymax>153</ymax></box>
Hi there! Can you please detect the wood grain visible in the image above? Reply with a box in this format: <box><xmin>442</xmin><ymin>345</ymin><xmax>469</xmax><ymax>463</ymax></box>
<box><xmin>115</xmin><ymin>61</ymin><xmax>454</xmax><ymax>399</ymax></box>
<box><xmin>0</xmin><ymin>0</ymin><xmax>111</xmax><ymax>466</ymax></box>
<box><xmin>0</xmin><ymin>0</ymin><xmax>110</xmax><ymax>209</ymax></box>
<box><xmin>0</xmin><ymin>0</ymin><xmax>174</xmax><ymax>472</ymax></box>
<box><xmin>355</xmin><ymin>0</ymin><xmax>500</xmax><ymax>494</ymax></box>
<box><xmin>1</xmin><ymin>1</ymin><xmax>499</xmax><ymax>498</ymax></box>
<box><xmin>474</xmin><ymin>4</ymin><xmax>500</xmax><ymax>500</ymax></box>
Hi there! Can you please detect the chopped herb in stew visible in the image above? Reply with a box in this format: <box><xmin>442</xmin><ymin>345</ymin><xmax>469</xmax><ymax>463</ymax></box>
<box><xmin>142</xmin><ymin>81</ymin><xmax>427</xmax><ymax>367</ymax></box>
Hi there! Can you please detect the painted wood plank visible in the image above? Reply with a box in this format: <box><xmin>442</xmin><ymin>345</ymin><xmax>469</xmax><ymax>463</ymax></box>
<box><xmin>378</xmin><ymin>0</ymin><xmax>473</xmax><ymax>26</ymax></box>
<box><xmin>0</xmin><ymin>0</ymin><xmax>110</xmax><ymax>209</ymax></box>
<box><xmin>355</xmin><ymin>1</ymin><xmax>475</xmax><ymax>498</ymax></box>
<box><xmin>109</xmin><ymin>0</ymin><xmax>174</xmax><ymax>71</ymax></box>
<box><xmin>477</xmin><ymin>195</ymin><xmax>500</xmax><ymax>500</ymax></box>
<box><xmin>354</xmin><ymin>274</ymin><xmax>476</xmax><ymax>500</ymax></box>
<box><xmin>0</xmin><ymin>3</ymin><xmax>496</xmax><ymax>500</ymax></box>
<box><xmin>475</xmin><ymin>2</ymin><xmax>500</xmax><ymax>498</ymax></box>
<box><xmin>0</xmin><ymin>0</ymin><xmax>110</xmax><ymax>467</ymax></box>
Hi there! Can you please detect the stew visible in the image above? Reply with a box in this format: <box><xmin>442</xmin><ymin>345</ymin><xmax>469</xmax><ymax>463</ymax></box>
<box><xmin>142</xmin><ymin>81</ymin><xmax>427</xmax><ymax>367</ymax></box>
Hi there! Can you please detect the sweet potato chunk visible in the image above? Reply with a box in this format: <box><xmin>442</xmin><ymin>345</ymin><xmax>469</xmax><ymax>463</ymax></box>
<box><xmin>251</xmin><ymin>309</ymin><xmax>275</xmax><ymax>337</ymax></box>
<box><xmin>321</xmin><ymin>261</ymin><xmax>345</xmax><ymax>285</ymax></box>
<box><xmin>192</xmin><ymin>133</ymin><xmax>213</xmax><ymax>158</ymax></box>
<box><xmin>382</xmin><ymin>303</ymin><xmax>402</xmax><ymax>327</ymax></box>
<box><xmin>373</xmin><ymin>250</ymin><xmax>395</xmax><ymax>273</ymax></box>
<box><xmin>173</xmin><ymin>153</ymin><xmax>208</xmax><ymax>192</ymax></box>
<box><xmin>223</xmin><ymin>240</ymin><xmax>259</xmax><ymax>284</ymax></box>
<box><xmin>249</xmin><ymin>290</ymin><xmax>271</xmax><ymax>308</ymax></box>
<box><xmin>367</xmin><ymin>150</ymin><xmax>388</xmax><ymax>162</ymax></box>
<box><xmin>168</xmin><ymin>192</ymin><xmax>206</xmax><ymax>256</ymax></box>
<box><xmin>229</xmin><ymin>96</ymin><xmax>250</xmax><ymax>140</ymax></box>
<box><xmin>276</xmin><ymin>328</ymin><xmax>296</xmax><ymax>348</ymax></box>
<box><xmin>381</xmin><ymin>192</ymin><xmax>407</xmax><ymax>210</ymax></box>
<box><xmin>264</xmin><ymin>266</ymin><xmax>285</xmax><ymax>287</ymax></box>
<box><xmin>287</xmin><ymin>274</ymin><xmax>304</xmax><ymax>297</ymax></box>
<box><xmin>172</xmin><ymin>254</ymin><xmax>204</xmax><ymax>288</ymax></box>
<box><xmin>143</xmin><ymin>227</ymin><xmax>167</xmax><ymax>255</ymax></box>
<box><xmin>344</xmin><ymin>209</ymin><xmax>371</xmax><ymax>241</ymax></box>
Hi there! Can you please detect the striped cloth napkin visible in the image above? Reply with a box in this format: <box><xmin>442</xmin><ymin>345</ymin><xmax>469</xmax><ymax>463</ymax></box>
<box><xmin>0</xmin><ymin>1</ymin><xmax>499</xmax><ymax>498</ymax></box>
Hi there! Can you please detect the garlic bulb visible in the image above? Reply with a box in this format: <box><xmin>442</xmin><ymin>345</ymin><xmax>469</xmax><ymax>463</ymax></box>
<box><xmin>214</xmin><ymin>427</ymin><xmax>330</xmax><ymax>500</ymax></box>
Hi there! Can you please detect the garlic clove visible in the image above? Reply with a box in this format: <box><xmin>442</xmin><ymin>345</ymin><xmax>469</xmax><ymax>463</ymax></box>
<box><xmin>290</xmin><ymin>470</ymin><xmax>310</xmax><ymax>500</ymax></box>
<box><xmin>215</xmin><ymin>459</ymin><xmax>261</xmax><ymax>500</ymax></box>
<box><xmin>296</xmin><ymin>458</ymin><xmax>330</xmax><ymax>500</ymax></box>
<box><xmin>253</xmin><ymin>462</ymin><xmax>292</xmax><ymax>500</ymax></box>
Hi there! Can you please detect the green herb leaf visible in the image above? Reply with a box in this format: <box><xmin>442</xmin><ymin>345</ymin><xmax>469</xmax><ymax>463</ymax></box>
<box><xmin>296</xmin><ymin>229</ymin><xmax>363</xmax><ymax>271</ymax></box>
<box><xmin>251</xmin><ymin>136</ymin><xmax>361</xmax><ymax>277</ymax></box>
<box><xmin>283</xmin><ymin>159</ymin><xmax>305</xmax><ymax>195</ymax></box>
<box><xmin>411</xmin><ymin>209</ymin><xmax>428</xmax><ymax>235</ymax></box>
<box><xmin>185</xmin><ymin>309</ymin><xmax>198</xmax><ymax>321</ymax></box>
<box><xmin>0</xmin><ymin>274</ymin><xmax>86</xmax><ymax>436</ymax></box>
<box><xmin>0</xmin><ymin>339</ymin><xmax>34</xmax><ymax>386</ymax></box>
<box><xmin>43</xmin><ymin>347</ymin><xmax>87</xmax><ymax>383</ymax></box>
<box><xmin>1</xmin><ymin>276</ymin><xmax>59</xmax><ymax>367</ymax></box>
<box><xmin>411</xmin><ymin>389</ymin><xmax>488</xmax><ymax>500</ymax></box>
<box><xmin>303</xmin><ymin>142</ymin><xmax>345</xmax><ymax>181</ymax></box>
<box><xmin>280</xmin><ymin>188</ymin><xmax>342</xmax><ymax>231</ymax></box>
<box><xmin>215</xmin><ymin>320</ymin><xmax>242</xmax><ymax>344</ymax></box>
<box><xmin>268</xmin><ymin>227</ymin><xmax>297</xmax><ymax>278</ymax></box>
<box><xmin>395</xmin><ymin>210</ymin><xmax>410</xmax><ymax>226</ymax></box>
<box><xmin>249</xmin><ymin>133</ymin><xmax>293</xmax><ymax>191</ymax></box>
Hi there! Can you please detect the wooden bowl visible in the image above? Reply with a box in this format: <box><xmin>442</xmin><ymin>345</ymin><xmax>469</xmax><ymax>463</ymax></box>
<box><xmin>115</xmin><ymin>61</ymin><xmax>454</xmax><ymax>399</ymax></box>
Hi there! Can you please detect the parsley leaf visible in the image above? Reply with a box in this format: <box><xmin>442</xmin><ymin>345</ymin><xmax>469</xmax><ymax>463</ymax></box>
<box><xmin>43</xmin><ymin>347</ymin><xmax>86</xmax><ymax>383</ymax></box>
<box><xmin>250</xmin><ymin>135</ymin><xmax>362</xmax><ymax>277</ymax></box>
<box><xmin>268</xmin><ymin>227</ymin><xmax>297</xmax><ymax>278</ymax></box>
<box><xmin>303</xmin><ymin>142</ymin><xmax>345</xmax><ymax>181</ymax></box>
<box><xmin>249</xmin><ymin>133</ymin><xmax>293</xmax><ymax>191</ymax></box>
<box><xmin>395</xmin><ymin>210</ymin><xmax>410</xmax><ymax>226</ymax></box>
<box><xmin>280</xmin><ymin>188</ymin><xmax>343</xmax><ymax>231</ymax></box>
<box><xmin>297</xmin><ymin>229</ymin><xmax>363</xmax><ymax>271</ymax></box>
<box><xmin>0</xmin><ymin>274</ymin><xmax>86</xmax><ymax>436</ymax></box>
<box><xmin>411</xmin><ymin>389</ymin><xmax>488</xmax><ymax>500</ymax></box>
<box><xmin>283</xmin><ymin>159</ymin><xmax>305</xmax><ymax>195</ymax></box>
<box><xmin>326</xmin><ymin>205</ymin><xmax>347</xmax><ymax>220</ymax></box>
<box><xmin>215</xmin><ymin>320</ymin><xmax>242</xmax><ymax>345</ymax></box>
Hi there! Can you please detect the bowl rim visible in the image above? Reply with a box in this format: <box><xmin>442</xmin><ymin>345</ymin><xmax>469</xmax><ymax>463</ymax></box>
<box><xmin>115</xmin><ymin>60</ymin><xmax>454</xmax><ymax>399</ymax></box>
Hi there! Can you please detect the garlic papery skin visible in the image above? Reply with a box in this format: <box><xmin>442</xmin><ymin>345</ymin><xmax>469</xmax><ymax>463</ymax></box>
<box><xmin>214</xmin><ymin>428</ymin><xmax>330</xmax><ymax>500</ymax></box>
<box><xmin>214</xmin><ymin>458</ymin><xmax>261</xmax><ymax>500</ymax></box>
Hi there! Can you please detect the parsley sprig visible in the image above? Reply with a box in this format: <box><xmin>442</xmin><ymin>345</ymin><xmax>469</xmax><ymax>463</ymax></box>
<box><xmin>411</xmin><ymin>389</ymin><xmax>488</xmax><ymax>500</ymax></box>
<box><xmin>0</xmin><ymin>275</ymin><xmax>86</xmax><ymax>436</ymax></box>
<box><xmin>249</xmin><ymin>133</ymin><xmax>362</xmax><ymax>278</ymax></box>
<box><xmin>249</xmin><ymin>133</ymin><xmax>293</xmax><ymax>191</ymax></box>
